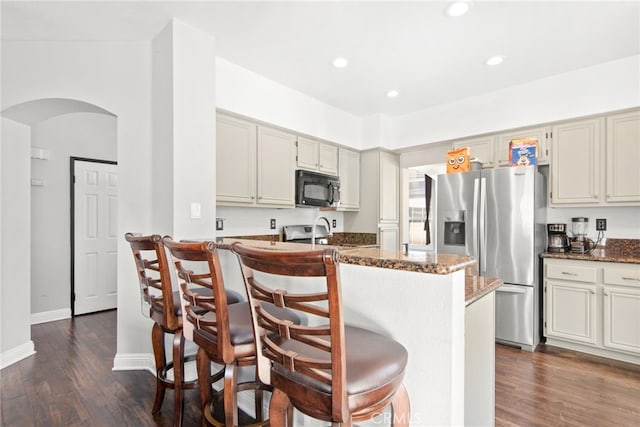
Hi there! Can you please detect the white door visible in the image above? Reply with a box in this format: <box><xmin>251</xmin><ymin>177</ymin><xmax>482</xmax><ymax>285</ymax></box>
<box><xmin>73</xmin><ymin>160</ymin><xmax>118</xmax><ymax>315</ymax></box>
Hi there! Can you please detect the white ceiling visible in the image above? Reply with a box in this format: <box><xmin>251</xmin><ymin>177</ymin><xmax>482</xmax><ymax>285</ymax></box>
<box><xmin>2</xmin><ymin>1</ymin><xmax>639</xmax><ymax>117</ymax></box>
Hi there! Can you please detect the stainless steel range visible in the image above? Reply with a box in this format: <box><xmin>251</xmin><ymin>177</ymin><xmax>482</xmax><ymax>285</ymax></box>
<box><xmin>283</xmin><ymin>224</ymin><xmax>330</xmax><ymax>245</ymax></box>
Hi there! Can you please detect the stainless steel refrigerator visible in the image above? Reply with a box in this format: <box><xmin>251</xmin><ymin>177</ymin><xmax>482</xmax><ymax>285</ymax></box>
<box><xmin>436</xmin><ymin>166</ymin><xmax>546</xmax><ymax>351</ymax></box>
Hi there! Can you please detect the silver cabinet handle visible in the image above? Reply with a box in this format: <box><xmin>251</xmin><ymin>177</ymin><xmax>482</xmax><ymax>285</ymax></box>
<box><xmin>590</xmin><ymin>289</ymin><xmax>596</xmax><ymax>294</ymax></box>
<box><xmin>622</xmin><ymin>276</ymin><xmax>640</xmax><ymax>281</ymax></box>
<box><xmin>561</xmin><ymin>271</ymin><xmax>578</xmax><ymax>276</ymax></box>
<box><xmin>603</xmin><ymin>291</ymin><xmax>610</xmax><ymax>296</ymax></box>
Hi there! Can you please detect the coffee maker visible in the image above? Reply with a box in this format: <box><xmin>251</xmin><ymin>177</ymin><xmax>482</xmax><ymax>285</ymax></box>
<box><xmin>547</xmin><ymin>223</ymin><xmax>570</xmax><ymax>253</ymax></box>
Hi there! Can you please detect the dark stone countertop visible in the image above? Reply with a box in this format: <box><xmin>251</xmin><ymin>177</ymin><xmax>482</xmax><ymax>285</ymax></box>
<box><xmin>542</xmin><ymin>238</ymin><xmax>640</xmax><ymax>264</ymax></box>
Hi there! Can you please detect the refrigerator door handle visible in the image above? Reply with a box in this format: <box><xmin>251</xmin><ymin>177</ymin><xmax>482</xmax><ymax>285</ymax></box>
<box><xmin>479</xmin><ymin>177</ymin><xmax>487</xmax><ymax>274</ymax></box>
<box><xmin>472</xmin><ymin>177</ymin><xmax>480</xmax><ymax>264</ymax></box>
<box><xmin>497</xmin><ymin>284</ymin><xmax>527</xmax><ymax>294</ymax></box>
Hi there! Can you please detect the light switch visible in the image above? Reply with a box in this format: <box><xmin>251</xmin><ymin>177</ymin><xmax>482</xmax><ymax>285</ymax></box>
<box><xmin>190</xmin><ymin>202</ymin><xmax>201</xmax><ymax>219</ymax></box>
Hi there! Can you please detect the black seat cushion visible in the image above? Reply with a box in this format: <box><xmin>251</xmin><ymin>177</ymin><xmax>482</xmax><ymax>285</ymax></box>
<box><xmin>272</xmin><ymin>325</ymin><xmax>408</xmax><ymax>395</ymax></box>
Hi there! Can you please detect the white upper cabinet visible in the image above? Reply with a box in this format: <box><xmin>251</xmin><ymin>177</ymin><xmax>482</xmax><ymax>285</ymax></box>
<box><xmin>606</xmin><ymin>110</ymin><xmax>640</xmax><ymax>204</ymax></box>
<box><xmin>496</xmin><ymin>126</ymin><xmax>550</xmax><ymax>167</ymax></box>
<box><xmin>297</xmin><ymin>136</ymin><xmax>339</xmax><ymax>176</ymax></box>
<box><xmin>257</xmin><ymin>126</ymin><xmax>297</xmax><ymax>207</ymax></box>
<box><xmin>550</xmin><ymin>109</ymin><xmax>640</xmax><ymax>207</ymax></box>
<box><xmin>296</xmin><ymin>137</ymin><xmax>319</xmax><ymax>171</ymax></box>
<box><xmin>318</xmin><ymin>143</ymin><xmax>339</xmax><ymax>175</ymax></box>
<box><xmin>216</xmin><ymin>114</ymin><xmax>257</xmax><ymax>205</ymax></box>
<box><xmin>454</xmin><ymin>136</ymin><xmax>495</xmax><ymax>169</ymax></box>
<box><xmin>550</xmin><ymin>117</ymin><xmax>604</xmax><ymax>206</ymax></box>
<box><xmin>216</xmin><ymin>113</ymin><xmax>296</xmax><ymax>208</ymax></box>
<box><xmin>338</xmin><ymin>148</ymin><xmax>360</xmax><ymax>211</ymax></box>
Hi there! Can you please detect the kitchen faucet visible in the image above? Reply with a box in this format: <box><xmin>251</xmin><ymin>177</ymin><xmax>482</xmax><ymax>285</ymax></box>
<box><xmin>311</xmin><ymin>215</ymin><xmax>332</xmax><ymax>249</ymax></box>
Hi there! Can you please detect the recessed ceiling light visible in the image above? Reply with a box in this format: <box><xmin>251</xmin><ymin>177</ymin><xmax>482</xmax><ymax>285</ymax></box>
<box><xmin>445</xmin><ymin>1</ymin><xmax>470</xmax><ymax>17</ymax></box>
<box><xmin>386</xmin><ymin>90</ymin><xmax>399</xmax><ymax>98</ymax></box>
<box><xmin>485</xmin><ymin>55</ymin><xmax>505</xmax><ymax>66</ymax></box>
<box><xmin>332</xmin><ymin>57</ymin><xmax>348</xmax><ymax>68</ymax></box>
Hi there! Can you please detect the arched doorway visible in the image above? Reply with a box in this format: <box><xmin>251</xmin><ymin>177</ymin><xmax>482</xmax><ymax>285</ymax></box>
<box><xmin>2</xmin><ymin>98</ymin><xmax>118</xmax><ymax>322</ymax></box>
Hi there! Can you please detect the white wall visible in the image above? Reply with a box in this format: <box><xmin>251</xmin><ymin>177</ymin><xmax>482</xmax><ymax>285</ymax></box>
<box><xmin>216</xmin><ymin>57</ymin><xmax>362</xmax><ymax>149</ymax></box>
<box><xmin>216</xmin><ymin>206</ymin><xmax>343</xmax><ymax>237</ymax></box>
<box><xmin>547</xmin><ymin>206</ymin><xmax>640</xmax><ymax>240</ymax></box>
<box><xmin>2</xmin><ymin>40</ymin><xmax>154</xmax><ymax>362</ymax></box>
<box><xmin>386</xmin><ymin>55</ymin><xmax>640</xmax><ymax>149</ymax></box>
<box><xmin>30</xmin><ymin>113</ymin><xmax>117</xmax><ymax>316</ymax></box>
<box><xmin>1</xmin><ymin>118</ymin><xmax>35</xmax><ymax>368</ymax></box>
<box><xmin>151</xmin><ymin>20</ymin><xmax>217</xmax><ymax>239</ymax></box>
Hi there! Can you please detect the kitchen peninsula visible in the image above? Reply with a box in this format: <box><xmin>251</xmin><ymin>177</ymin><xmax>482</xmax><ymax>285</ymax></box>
<box><xmin>214</xmin><ymin>238</ymin><xmax>502</xmax><ymax>426</ymax></box>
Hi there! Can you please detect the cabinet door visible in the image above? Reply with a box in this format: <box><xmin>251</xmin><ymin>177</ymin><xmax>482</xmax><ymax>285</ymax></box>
<box><xmin>550</xmin><ymin>118</ymin><xmax>604</xmax><ymax>205</ymax></box>
<box><xmin>606</xmin><ymin>110</ymin><xmax>640</xmax><ymax>204</ymax></box>
<box><xmin>296</xmin><ymin>137</ymin><xmax>319</xmax><ymax>171</ymax></box>
<box><xmin>496</xmin><ymin>126</ymin><xmax>550</xmax><ymax>167</ymax></box>
<box><xmin>379</xmin><ymin>226</ymin><xmax>399</xmax><ymax>251</ymax></box>
<box><xmin>454</xmin><ymin>136</ymin><xmax>495</xmax><ymax>168</ymax></box>
<box><xmin>257</xmin><ymin>126</ymin><xmax>296</xmax><ymax>207</ymax></box>
<box><xmin>546</xmin><ymin>280</ymin><xmax>597</xmax><ymax>345</ymax></box>
<box><xmin>379</xmin><ymin>151</ymin><xmax>399</xmax><ymax>223</ymax></box>
<box><xmin>603</xmin><ymin>285</ymin><xmax>640</xmax><ymax>354</ymax></box>
<box><xmin>338</xmin><ymin>148</ymin><xmax>360</xmax><ymax>210</ymax></box>
<box><xmin>318</xmin><ymin>143</ymin><xmax>339</xmax><ymax>175</ymax></box>
<box><xmin>216</xmin><ymin>114</ymin><xmax>256</xmax><ymax>205</ymax></box>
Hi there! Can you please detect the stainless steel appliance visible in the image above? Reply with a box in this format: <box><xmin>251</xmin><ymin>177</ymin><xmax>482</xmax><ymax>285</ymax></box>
<box><xmin>547</xmin><ymin>223</ymin><xmax>570</xmax><ymax>253</ymax></box>
<box><xmin>436</xmin><ymin>166</ymin><xmax>546</xmax><ymax>351</ymax></box>
<box><xmin>295</xmin><ymin>170</ymin><xmax>340</xmax><ymax>208</ymax></box>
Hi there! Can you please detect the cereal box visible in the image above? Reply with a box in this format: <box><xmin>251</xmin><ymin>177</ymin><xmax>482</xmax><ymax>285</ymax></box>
<box><xmin>447</xmin><ymin>147</ymin><xmax>470</xmax><ymax>173</ymax></box>
<box><xmin>509</xmin><ymin>138</ymin><xmax>538</xmax><ymax>166</ymax></box>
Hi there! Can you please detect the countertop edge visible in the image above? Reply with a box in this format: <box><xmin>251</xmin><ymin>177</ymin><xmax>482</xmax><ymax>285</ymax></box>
<box><xmin>465</xmin><ymin>276</ymin><xmax>502</xmax><ymax>306</ymax></box>
<box><xmin>215</xmin><ymin>238</ymin><xmax>476</xmax><ymax>275</ymax></box>
<box><xmin>541</xmin><ymin>252</ymin><xmax>640</xmax><ymax>264</ymax></box>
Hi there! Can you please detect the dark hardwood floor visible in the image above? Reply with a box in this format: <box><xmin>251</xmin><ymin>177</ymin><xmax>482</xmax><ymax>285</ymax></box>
<box><xmin>1</xmin><ymin>310</ymin><xmax>639</xmax><ymax>426</ymax></box>
<box><xmin>495</xmin><ymin>342</ymin><xmax>640</xmax><ymax>427</ymax></box>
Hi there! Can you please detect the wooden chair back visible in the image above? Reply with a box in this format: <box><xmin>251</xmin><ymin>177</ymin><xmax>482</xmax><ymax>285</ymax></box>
<box><xmin>231</xmin><ymin>242</ymin><xmax>349</xmax><ymax>421</ymax></box>
<box><xmin>162</xmin><ymin>238</ymin><xmax>235</xmax><ymax>363</ymax></box>
<box><xmin>124</xmin><ymin>233</ymin><xmax>179</xmax><ymax>330</ymax></box>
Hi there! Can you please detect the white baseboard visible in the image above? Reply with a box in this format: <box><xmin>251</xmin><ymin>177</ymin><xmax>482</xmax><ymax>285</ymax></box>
<box><xmin>112</xmin><ymin>352</ymin><xmax>156</xmax><ymax>375</ymax></box>
<box><xmin>31</xmin><ymin>308</ymin><xmax>71</xmax><ymax>325</ymax></box>
<box><xmin>0</xmin><ymin>340</ymin><xmax>36</xmax><ymax>370</ymax></box>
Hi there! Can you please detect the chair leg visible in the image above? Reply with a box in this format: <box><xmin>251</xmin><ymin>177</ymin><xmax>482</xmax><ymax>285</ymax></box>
<box><xmin>269</xmin><ymin>388</ymin><xmax>291</xmax><ymax>427</ymax></box>
<box><xmin>223</xmin><ymin>362</ymin><xmax>238</xmax><ymax>427</ymax></box>
<box><xmin>196</xmin><ymin>347</ymin><xmax>211</xmax><ymax>427</ymax></box>
<box><xmin>254</xmin><ymin>388</ymin><xmax>264</xmax><ymax>422</ymax></box>
<box><xmin>151</xmin><ymin>323</ymin><xmax>166</xmax><ymax>415</ymax></box>
<box><xmin>390</xmin><ymin>384</ymin><xmax>411</xmax><ymax>427</ymax></box>
<box><xmin>172</xmin><ymin>330</ymin><xmax>185</xmax><ymax>427</ymax></box>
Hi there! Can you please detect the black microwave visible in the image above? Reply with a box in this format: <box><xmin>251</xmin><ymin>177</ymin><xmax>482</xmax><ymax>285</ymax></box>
<box><xmin>295</xmin><ymin>170</ymin><xmax>340</xmax><ymax>208</ymax></box>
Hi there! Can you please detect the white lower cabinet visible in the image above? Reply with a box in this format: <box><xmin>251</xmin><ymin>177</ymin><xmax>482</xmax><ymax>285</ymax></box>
<box><xmin>544</xmin><ymin>259</ymin><xmax>640</xmax><ymax>364</ymax></box>
<box><xmin>379</xmin><ymin>225</ymin><xmax>399</xmax><ymax>251</ymax></box>
<box><xmin>546</xmin><ymin>280</ymin><xmax>597</xmax><ymax>345</ymax></box>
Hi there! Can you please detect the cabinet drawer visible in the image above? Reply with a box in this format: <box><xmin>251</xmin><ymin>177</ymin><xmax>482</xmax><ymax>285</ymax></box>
<box><xmin>546</xmin><ymin>263</ymin><xmax>598</xmax><ymax>283</ymax></box>
<box><xmin>604</xmin><ymin>266</ymin><xmax>640</xmax><ymax>287</ymax></box>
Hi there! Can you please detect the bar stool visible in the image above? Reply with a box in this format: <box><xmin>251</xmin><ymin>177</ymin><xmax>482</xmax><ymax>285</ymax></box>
<box><xmin>124</xmin><ymin>233</ymin><xmax>242</xmax><ymax>426</ymax></box>
<box><xmin>232</xmin><ymin>242</ymin><xmax>411</xmax><ymax>426</ymax></box>
<box><xmin>162</xmin><ymin>237</ymin><xmax>301</xmax><ymax>426</ymax></box>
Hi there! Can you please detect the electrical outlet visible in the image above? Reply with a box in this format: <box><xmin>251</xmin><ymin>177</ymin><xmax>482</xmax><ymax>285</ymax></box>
<box><xmin>216</xmin><ymin>218</ymin><xmax>224</xmax><ymax>231</ymax></box>
<box><xmin>332</xmin><ymin>219</ymin><xmax>337</xmax><ymax>228</ymax></box>
<box><xmin>596</xmin><ymin>218</ymin><xmax>607</xmax><ymax>231</ymax></box>
<box><xmin>270</xmin><ymin>218</ymin><xmax>276</xmax><ymax>230</ymax></box>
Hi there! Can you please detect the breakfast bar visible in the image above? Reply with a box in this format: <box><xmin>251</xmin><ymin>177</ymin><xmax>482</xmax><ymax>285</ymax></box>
<box><xmin>214</xmin><ymin>238</ymin><xmax>502</xmax><ymax>426</ymax></box>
